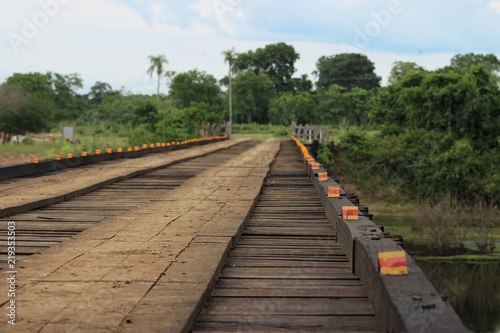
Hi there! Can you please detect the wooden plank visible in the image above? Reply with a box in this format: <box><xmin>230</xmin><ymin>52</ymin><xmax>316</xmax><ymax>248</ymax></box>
<box><xmin>194</xmin><ymin>315</ymin><xmax>379</xmax><ymax>332</ymax></box>
<box><xmin>199</xmin><ymin>297</ymin><xmax>375</xmax><ymax>316</ymax></box>
<box><xmin>242</xmin><ymin>229</ymin><xmax>335</xmax><ymax>237</ymax></box>
<box><xmin>224</xmin><ymin>258</ymin><xmax>350</xmax><ymax>268</ymax></box>
<box><xmin>212</xmin><ymin>285</ymin><xmax>367</xmax><ymax>298</ymax></box>
<box><xmin>220</xmin><ymin>267</ymin><xmax>354</xmax><ymax>279</ymax></box>
<box><xmin>237</xmin><ymin>236</ymin><xmax>337</xmax><ymax>243</ymax></box>
<box><xmin>233</xmin><ymin>244</ymin><xmax>341</xmax><ymax>250</ymax></box>
<box><xmin>0</xmin><ymin>221</ymin><xmax>91</xmax><ymax>231</ymax></box>
<box><xmin>229</xmin><ymin>248</ymin><xmax>346</xmax><ymax>257</ymax></box>
<box><xmin>215</xmin><ymin>278</ymin><xmax>363</xmax><ymax>288</ymax></box>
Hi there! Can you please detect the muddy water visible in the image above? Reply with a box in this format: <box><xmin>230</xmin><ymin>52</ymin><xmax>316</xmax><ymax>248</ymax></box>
<box><xmin>375</xmin><ymin>215</ymin><xmax>500</xmax><ymax>333</ymax></box>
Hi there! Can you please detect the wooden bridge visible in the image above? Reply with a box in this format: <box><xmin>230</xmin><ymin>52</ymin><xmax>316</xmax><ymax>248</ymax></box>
<box><xmin>0</xmin><ymin>139</ymin><xmax>468</xmax><ymax>332</ymax></box>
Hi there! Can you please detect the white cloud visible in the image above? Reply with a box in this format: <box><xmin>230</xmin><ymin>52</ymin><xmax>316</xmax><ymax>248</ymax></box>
<box><xmin>0</xmin><ymin>0</ymin><xmax>498</xmax><ymax>94</ymax></box>
<box><xmin>191</xmin><ymin>0</ymin><xmax>245</xmax><ymax>35</ymax></box>
<box><xmin>490</xmin><ymin>0</ymin><xmax>500</xmax><ymax>13</ymax></box>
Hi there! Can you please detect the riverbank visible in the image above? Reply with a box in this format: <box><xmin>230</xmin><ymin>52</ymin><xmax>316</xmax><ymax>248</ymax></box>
<box><xmin>339</xmin><ymin>181</ymin><xmax>500</xmax><ymax>261</ymax></box>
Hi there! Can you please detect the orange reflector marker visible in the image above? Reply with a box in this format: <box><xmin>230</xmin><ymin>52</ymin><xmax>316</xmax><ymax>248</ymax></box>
<box><xmin>312</xmin><ymin>162</ymin><xmax>320</xmax><ymax>170</ymax></box>
<box><xmin>149</xmin><ymin>144</ymin><xmax>155</xmax><ymax>148</ymax></box>
<box><xmin>318</xmin><ymin>172</ymin><xmax>328</xmax><ymax>181</ymax></box>
<box><xmin>32</xmin><ymin>158</ymin><xmax>40</xmax><ymax>163</ymax></box>
<box><xmin>378</xmin><ymin>251</ymin><xmax>408</xmax><ymax>275</ymax></box>
<box><xmin>67</xmin><ymin>153</ymin><xmax>73</xmax><ymax>158</ymax></box>
<box><xmin>134</xmin><ymin>146</ymin><xmax>140</xmax><ymax>151</ymax></box>
<box><xmin>161</xmin><ymin>143</ymin><xmax>166</xmax><ymax>147</ymax></box>
<box><xmin>106</xmin><ymin>148</ymin><xmax>112</xmax><ymax>153</ymax></box>
<box><xmin>82</xmin><ymin>151</ymin><xmax>88</xmax><ymax>157</ymax></box>
<box><xmin>342</xmin><ymin>206</ymin><xmax>359</xmax><ymax>220</ymax></box>
<box><xmin>127</xmin><ymin>147</ymin><xmax>132</xmax><ymax>152</ymax></box>
<box><xmin>117</xmin><ymin>148</ymin><xmax>123</xmax><ymax>153</ymax></box>
<box><xmin>95</xmin><ymin>149</ymin><xmax>102</xmax><ymax>155</ymax></box>
<box><xmin>55</xmin><ymin>155</ymin><xmax>62</xmax><ymax>160</ymax></box>
<box><xmin>142</xmin><ymin>144</ymin><xmax>148</xmax><ymax>149</ymax></box>
<box><xmin>328</xmin><ymin>186</ymin><xmax>341</xmax><ymax>198</ymax></box>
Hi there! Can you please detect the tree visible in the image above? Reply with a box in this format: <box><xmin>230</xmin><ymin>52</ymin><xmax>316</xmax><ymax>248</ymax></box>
<box><xmin>234</xmin><ymin>43</ymin><xmax>300</xmax><ymax>94</ymax></box>
<box><xmin>450</xmin><ymin>53</ymin><xmax>500</xmax><ymax>76</ymax></box>
<box><xmin>147</xmin><ymin>54</ymin><xmax>168</xmax><ymax>100</ymax></box>
<box><xmin>94</xmin><ymin>92</ymin><xmax>134</xmax><ymax>126</ymax></box>
<box><xmin>378</xmin><ymin>65</ymin><xmax>500</xmax><ymax>150</ymax></box>
<box><xmin>343</xmin><ymin>87</ymin><xmax>375</xmax><ymax>126</ymax></box>
<box><xmin>269</xmin><ymin>92</ymin><xmax>318</xmax><ymax>125</ymax></box>
<box><xmin>88</xmin><ymin>81</ymin><xmax>113</xmax><ymax>105</ymax></box>
<box><xmin>222</xmin><ymin>47</ymin><xmax>237</xmax><ymax>137</ymax></box>
<box><xmin>132</xmin><ymin>99</ymin><xmax>159</xmax><ymax>131</ymax></box>
<box><xmin>4</xmin><ymin>72</ymin><xmax>53</xmax><ymax>97</ymax></box>
<box><xmin>169</xmin><ymin>70</ymin><xmax>223</xmax><ymax>109</ymax></box>
<box><xmin>316</xmin><ymin>84</ymin><xmax>346</xmax><ymax>124</ymax></box>
<box><xmin>316</xmin><ymin>53</ymin><xmax>381</xmax><ymax>91</ymax></box>
<box><xmin>293</xmin><ymin>74</ymin><xmax>313</xmax><ymax>93</ymax></box>
<box><xmin>0</xmin><ymin>85</ymin><xmax>53</xmax><ymax>138</ymax></box>
<box><xmin>232</xmin><ymin>71</ymin><xmax>274</xmax><ymax>123</ymax></box>
<box><xmin>388</xmin><ymin>61</ymin><xmax>425</xmax><ymax>85</ymax></box>
<box><xmin>51</xmin><ymin>72</ymin><xmax>84</xmax><ymax>120</ymax></box>
<box><xmin>156</xmin><ymin>102</ymin><xmax>223</xmax><ymax>141</ymax></box>
<box><xmin>4</xmin><ymin>71</ymin><xmax>84</xmax><ymax>122</ymax></box>
<box><xmin>317</xmin><ymin>85</ymin><xmax>374</xmax><ymax>126</ymax></box>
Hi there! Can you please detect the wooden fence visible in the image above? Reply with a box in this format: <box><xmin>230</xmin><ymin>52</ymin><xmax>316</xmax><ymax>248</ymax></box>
<box><xmin>291</xmin><ymin>121</ymin><xmax>330</xmax><ymax>142</ymax></box>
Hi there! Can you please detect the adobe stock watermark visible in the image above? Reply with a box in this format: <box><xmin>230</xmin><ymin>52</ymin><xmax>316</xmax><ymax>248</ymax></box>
<box><xmin>6</xmin><ymin>221</ymin><xmax>17</xmax><ymax>326</ymax></box>
<box><xmin>8</xmin><ymin>0</ymin><xmax>71</xmax><ymax>54</ymax></box>
<box><xmin>213</xmin><ymin>0</ymin><xmax>243</xmax><ymax>35</ymax></box>
<box><xmin>129</xmin><ymin>75</ymin><xmax>158</xmax><ymax>96</ymax></box>
<box><xmin>348</xmin><ymin>0</ymin><xmax>409</xmax><ymax>51</ymax></box>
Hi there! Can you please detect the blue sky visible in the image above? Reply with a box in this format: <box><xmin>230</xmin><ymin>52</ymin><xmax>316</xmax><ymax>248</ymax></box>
<box><xmin>1</xmin><ymin>0</ymin><xmax>500</xmax><ymax>94</ymax></box>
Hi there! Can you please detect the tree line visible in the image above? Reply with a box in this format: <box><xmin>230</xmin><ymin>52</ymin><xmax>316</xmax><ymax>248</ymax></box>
<box><xmin>0</xmin><ymin>42</ymin><xmax>385</xmax><ymax>143</ymax></box>
<box><xmin>330</xmin><ymin>53</ymin><xmax>500</xmax><ymax>205</ymax></box>
<box><xmin>0</xmin><ymin>44</ymin><xmax>499</xmax><ymax>205</ymax></box>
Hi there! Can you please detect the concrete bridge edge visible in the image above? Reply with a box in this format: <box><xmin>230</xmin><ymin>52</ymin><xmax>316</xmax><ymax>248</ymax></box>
<box><xmin>301</xmin><ymin>146</ymin><xmax>470</xmax><ymax>333</ymax></box>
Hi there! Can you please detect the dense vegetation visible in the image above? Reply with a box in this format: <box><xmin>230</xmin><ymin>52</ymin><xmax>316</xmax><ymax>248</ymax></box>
<box><xmin>1</xmin><ymin>45</ymin><xmax>499</xmax><ymax>213</ymax></box>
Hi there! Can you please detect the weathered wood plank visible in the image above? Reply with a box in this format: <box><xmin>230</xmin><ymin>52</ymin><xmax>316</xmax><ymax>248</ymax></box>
<box><xmin>229</xmin><ymin>248</ymin><xmax>345</xmax><ymax>257</ymax></box>
<box><xmin>212</xmin><ymin>285</ymin><xmax>367</xmax><ymax>298</ymax></box>
<box><xmin>220</xmin><ymin>267</ymin><xmax>354</xmax><ymax>279</ymax></box>
<box><xmin>225</xmin><ymin>258</ymin><xmax>350</xmax><ymax>268</ymax></box>
<box><xmin>194</xmin><ymin>315</ymin><xmax>379</xmax><ymax>332</ymax></box>
<box><xmin>199</xmin><ymin>297</ymin><xmax>375</xmax><ymax>316</ymax></box>
<box><xmin>215</xmin><ymin>278</ymin><xmax>363</xmax><ymax>288</ymax></box>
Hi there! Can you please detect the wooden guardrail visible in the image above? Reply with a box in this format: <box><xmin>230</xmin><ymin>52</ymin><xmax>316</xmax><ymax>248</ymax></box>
<box><xmin>291</xmin><ymin>121</ymin><xmax>330</xmax><ymax>142</ymax></box>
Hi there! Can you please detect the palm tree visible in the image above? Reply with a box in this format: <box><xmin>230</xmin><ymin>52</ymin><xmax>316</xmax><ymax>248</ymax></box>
<box><xmin>147</xmin><ymin>55</ymin><xmax>168</xmax><ymax>100</ymax></box>
<box><xmin>222</xmin><ymin>48</ymin><xmax>237</xmax><ymax>138</ymax></box>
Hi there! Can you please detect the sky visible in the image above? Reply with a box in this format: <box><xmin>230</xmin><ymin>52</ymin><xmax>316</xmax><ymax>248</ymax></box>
<box><xmin>1</xmin><ymin>0</ymin><xmax>500</xmax><ymax>95</ymax></box>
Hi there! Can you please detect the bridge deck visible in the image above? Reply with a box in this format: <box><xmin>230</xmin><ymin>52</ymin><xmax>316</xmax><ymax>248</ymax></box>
<box><xmin>0</xmin><ymin>139</ymin><xmax>464</xmax><ymax>332</ymax></box>
<box><xmin>193</xmin><ymin>142</ymin><xmax>379</xmax><ymax>332</ymax></box>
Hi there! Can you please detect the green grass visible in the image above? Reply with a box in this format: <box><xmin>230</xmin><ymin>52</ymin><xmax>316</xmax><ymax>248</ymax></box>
<box><xmin>232</xmin><ymin>133</ymin><xmax>288</xmax><ymax>140</ymax></box>
<box><xmin>0</xmin><ymin>132</ymin><xmax>129</xmax><ymax>159</ymax></box>
<box><xmin>415</xmin><ymin>254</ymin><xmax>500</xmax><ymax>262</ymax></box>
<box><xmin>361</xmin><ymin>201</ymin><xmax>415</xmax><ymax>215</ymax></box>
<box><xmin>231</xmin><ymin>123</ymin><xmax>291</xmax><ymax>140</ymax></box>
<box><xmin>0</xmin><ymin>141</ymin><xmax>59</xmax><ymax>155</ymax></box>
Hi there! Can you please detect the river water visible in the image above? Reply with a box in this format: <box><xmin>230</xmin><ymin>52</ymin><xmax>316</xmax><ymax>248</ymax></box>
<box><xmin>375</xmin><ymin>215</ymin><xmax>500</xmax><ymax>333</ymax></box>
